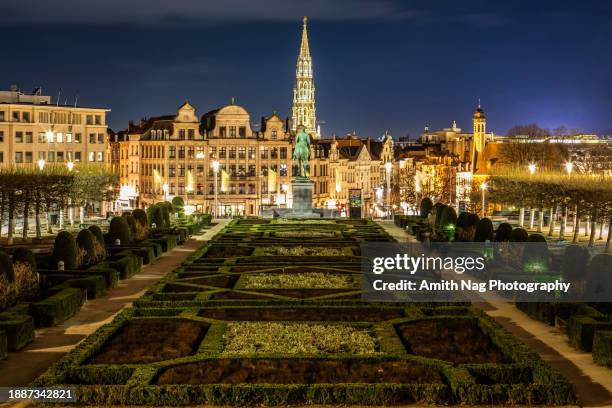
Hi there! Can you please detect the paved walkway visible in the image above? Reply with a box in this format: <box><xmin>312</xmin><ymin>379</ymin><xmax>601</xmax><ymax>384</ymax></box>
<box><xmin>375</xmin><ymin>220</ymin><xmax>417</xmax><ymax>243</ymax></box>
<box><xmin>479</xmin><ymin>301</ymin><xmax>612</xmax><ymax>407</ymax></box>
<box><xmin>0</xmin><ymin>220</ymin><xmax>229</xmax><ymax>387</ymax></box>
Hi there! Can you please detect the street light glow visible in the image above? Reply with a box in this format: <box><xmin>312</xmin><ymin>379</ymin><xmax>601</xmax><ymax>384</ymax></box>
<box><xmin>37</xmin><ymin>159</ymin><xmax>45</xmax><ymax>170</ymax></box>
<box><xmin>196</xmin><ymin>151</ymin><xmax>205</xmax><ymax>159</ymax></box>
<box><xmin>384</xmin><ymin>161</ymin><xmax>392</xmax><ymax>173</ymax></box>
<box><xmin>480</xmin><ymin>182</ymin><xmax>488</xmax><ymax>190</ymax></box>
<box><xmin>212</xmin><ymin>160</ymin><xmax>220</xmax><ymax>172</ymax></box>
<box><xmin>528</xmin><ymin>163</ymin><xmax>536</xmax><ymax>175</ymax></box>
<box><xmin>565</xmin><ymin>162</ymin><xmax>573</xmax><ymax>175</ymax></box>
<box><xmin>67</xmin><ymin>161</ymin><xmax>75</xmax><ymax>171</ymax></box>
<box><xmin>45</xmin><ymin>131</ymin><xmax>54</xmax><ymax>142</ymax></box>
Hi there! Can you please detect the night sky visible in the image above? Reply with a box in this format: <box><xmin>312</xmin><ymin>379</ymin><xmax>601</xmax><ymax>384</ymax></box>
<box><xmin>3</xmin><ymin>0</ymin><xmax>612</xmax><ymax>138</ymax></box>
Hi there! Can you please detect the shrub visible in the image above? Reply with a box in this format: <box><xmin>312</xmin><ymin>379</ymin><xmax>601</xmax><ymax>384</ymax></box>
<box><xmin>147</xmin><ymin>204</ymin><xmax>164</xmax><ymax>229</ymax></box>
<box><xmin>0</xmin><ymin>252</ymin><xmax>15</xmax><ymax>283</ymax></box>
<box><xmin>132</xmin><ymin>209</ymin><xmax>148</xmax><ymax>227</ymax></box>
<box><xmin>108</xmin><ymin>217</ymin><xmax>132</xmax><ymax>245</ymax></box>
<box><xmin>561</xmin><ymin>245</ymin><xmax>590</xmax><ymax>283</ymax></box>
<box><xmin>474</xmin><ymin>218</ymin><xmax>494</xmax><ymax>242</ymax></box>
<box><xmin>52</xmin><ymin>231</ymin><xmax>78</xmax><ymax>270</ymax></box>
<box><xmin>593</xmin><ymin>330</ymin><xmax>612</xmax><ymax>367</ymax></box>
<box><xmin>430</xmin><ymin>203</ymin><xmax>445</xmax><ymax>225</ymax></box>
<box><xmin>510</xmin><ymin>227</ymin><xmax>529</xmax><ymax>242</ymax></box>
<box><xmin>88</xmin><ymin>225</ymin><xmax>104</xmax><ymax>245</ymax></box>
<box><xmin>586</xmin><ymin>254</ymin><xmax>612</xmax><ymax>296</ymax></box>
<box><xmin>171</xmin><ymin>196</ymin><xmax>185</xmax><ymax>217</ymax></box>
<box><xmin>123</xmin><ymin>214</ymin><xmax>138</xmax><ymax>238</ymax></box>
<box><xmin>495</xmin><ymin>223</ymin><xmax>513</xmax><ymax>242</ymax></box>
<box><xmin>438</xmin><ymin>205</ymin><xmax>457</xmax><ymax>228</ymax></box>
<box><xmin>420</xmin><ymin>197</ymin><xmax>433</xmax><ymax>217</ymax></box>
<box><xmin>29</xmin><ymin>288</ymin><xmax>83</xmax><ymax>327</ymax></box>
<box><xmin>76</xmin><ymin>229</ymin><xmax>96</xmax><ymax>266</ymax></box>
<box><xmin>523</xmin><ymin>234</ymin><xmax>550</xmax><ymax>273</ymax></box>
<box><xmin>12</xmin><ymin>262</ymin><xmax>39</xmax><ymax>303</ymax></box>
<box><xmin>160</xmin><ymin>202</ymin><xmax>172</xmax><ymax>227</ymax></box>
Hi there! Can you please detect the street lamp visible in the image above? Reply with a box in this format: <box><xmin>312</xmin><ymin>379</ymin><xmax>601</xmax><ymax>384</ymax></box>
<box><xmin>212</xmin><ymin>160</ymin><xmax>220</xmax><ymax>219</ymax></box>
<box><xmin>528</xmin><ymin>163</ymin><xmax>536</xmax><ymax>175</ymax></box>
<box><xmin>38</xmin><ymin>158</ymin><xmax>46</xmax><ymax>171</ymax></box>
<box><xmin>281</xmin><ymin>183</ymin><xmax>288</xmax><ymax>207</ymax></box>
<box><xmin>67</xmin><ymin>161</ymin><xmax>74</xmax><ymax>172</ymax></box>
<box><xmin>480</xmin><ymin>181</ymin><xmax>488</xmax><ymax>218</ymax></box>
<box><xmin>162</xmin><ymin>183</ymin><xmax>169</xmax><ymax>202</ymax></box>
<box><xmin>385</xmin><ymin>162</ymin><xmax>392</xmax><ymax>220</ymax></box>
<box><xmin>565</xmin><ymin>162</ymin><xmax>573</xmax><ymax>175</ymax></box>
<box><xmin>196</xmin><ymin>151</ymin><xmax>204</xmax><ymax>160</ymax></box>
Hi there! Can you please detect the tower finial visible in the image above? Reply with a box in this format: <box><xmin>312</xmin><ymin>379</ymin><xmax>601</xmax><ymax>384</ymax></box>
<box><xmin>477</xmin><ymin>98</ymin><xmax>481</xmax><ymax>109</ymax></box>
<box><xmin>303</xmin><ymin>16</ymin><xmax>308</xmax><ymax>26</ymax></box>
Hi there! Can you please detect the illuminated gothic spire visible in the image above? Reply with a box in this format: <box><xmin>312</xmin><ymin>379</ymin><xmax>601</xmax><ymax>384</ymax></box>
<box><xmin>292</xmin><ymin>16</ymin><xmax>318</xmax><ymax>138</ymax></box>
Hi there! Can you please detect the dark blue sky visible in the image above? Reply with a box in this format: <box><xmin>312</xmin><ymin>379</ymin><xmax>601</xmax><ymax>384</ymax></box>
<box><xmin>3</xmin><ymin>0</ymin><xmax>612</xmax><ymax>138</ymax></box>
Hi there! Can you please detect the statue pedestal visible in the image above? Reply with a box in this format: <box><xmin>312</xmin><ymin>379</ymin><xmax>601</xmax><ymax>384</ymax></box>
<box><xmin>290</xmin><ymin>178</ymin><xmax>315</xmax><ymax>218</ymax></box>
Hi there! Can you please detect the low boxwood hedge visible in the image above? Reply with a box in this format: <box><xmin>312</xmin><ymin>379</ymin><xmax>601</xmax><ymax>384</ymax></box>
<box><xmin>51</xmin><ymin>275</ymin><xmax>107</xmax><ymax>300</ymax></box>
<box><xmin>568</xmin><ymin>314</ymin><xmax>612</xmax><ymax>352</ymax></box>
<box><xmin>86</xmin><ymin>265</ymin><xmax>120</xmax><ymax>289</ymax></box>
<box><xmin>107</xmin><ymin>254</ymin><xmax>143</xmax><ymax>280</ymax></box>
<box><xmin>0</xmin><ymin>312</ymin><xmax>35</xmax><ymax>350</ymax></box>
<box><xmin>0</xmin><ymin>330</ymin><xmax>7</xmax><ymax>360</ymax></box>
<box><xmin>29</xmin><ymin>287</ymin><xmax>84</xmax><ymax>327</ymax></box>
<box><xmin>592</xmin><ymin>330</ymin><xmax>612</xmax><ymax>367</ymax></box>
<box><xmin>152</xmin><ymin>234</ymin><xmax>177</xmax><ymax>252</ymax></box>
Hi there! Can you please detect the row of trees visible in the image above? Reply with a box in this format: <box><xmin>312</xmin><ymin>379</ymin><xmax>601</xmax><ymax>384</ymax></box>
<box><xmin>0</xmin><ymin>166</ymin><xmax>118</xmax><ymax>244</ymax></box>
<box><xmin>489</xmin><ymin>169</ymin><xmax>612</xmax><ymax>250</ymax></box>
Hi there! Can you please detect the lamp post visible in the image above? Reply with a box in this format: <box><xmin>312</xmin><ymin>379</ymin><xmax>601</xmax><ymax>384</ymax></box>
<box><xmin>281</xmin><ymin>183</ymin><xmax>288</xmax><ymax>207</ymax></box>
<box><xmin>480</xmin><ymin>182</ymin><xmax>488</xmax><ymax>218</ymax></box>
<box><xmin>162</xmin><ymin>183</ymin><xmax>169</xmax><ymax>202</ymax></box>
<box><xmin>38</xmin><ymin>158</ymin><xmax>45</xmax><ymax>171</ymax></box>
<box><xmin>385</xmin><ymin>162</ymin><xmax>392</xmax><ymax>220</ymax></box>
<box><xmin>212</xmin><ymin>160</ymin><xmax>220</xmax><ymax>219</ymax></box>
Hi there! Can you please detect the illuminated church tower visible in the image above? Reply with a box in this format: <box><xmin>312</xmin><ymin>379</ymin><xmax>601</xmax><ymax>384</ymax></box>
<box><xmin>291</xmin><ymin>16</ymin><xmax>319</xmax><ymax>138</ymax></box>
<box><xmin>471</xmin><ymin>100</ymin><xmax>486</xmax><ymax>174</ymax></box>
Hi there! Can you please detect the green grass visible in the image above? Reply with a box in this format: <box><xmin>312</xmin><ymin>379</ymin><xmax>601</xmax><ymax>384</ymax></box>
<box><xmin>242</xmin><ymin>272</ymin><xmax>356</xmax><ymax>289</ymax></box>
<box><xmin>222</xmin><ymin>322</ymin><xmax>379</xmax><ymax>355</ymax></box>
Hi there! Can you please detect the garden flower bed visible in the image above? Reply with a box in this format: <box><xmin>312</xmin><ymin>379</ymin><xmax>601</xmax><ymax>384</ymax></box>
<box><xmin>222</xmin><ymin>322</ymin><xmax>380</xmax><ymax>355</ymax></box>
<box><xmin>242</xmin><ymin>272</ymin><xmax>357</xmax><ymax>289</ymax></box>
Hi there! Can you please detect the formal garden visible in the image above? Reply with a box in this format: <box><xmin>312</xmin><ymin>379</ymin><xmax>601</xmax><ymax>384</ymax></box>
<box><xmin>395</xmin><ymin>190</ymin><xmax>612</xmax><ymax>370</ymax></box>
<box><xmin>0</xmin><ymin>197</ymin><xmax>212</xmax><ymax>361</ymax></box>
<box><xmin>30</xmin><ymin>218</ymin><xmax>578</xmax><ymax>405</ymax></box>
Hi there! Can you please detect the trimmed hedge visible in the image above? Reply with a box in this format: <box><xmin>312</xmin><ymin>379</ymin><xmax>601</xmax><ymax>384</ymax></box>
<box><xmin>52</xmin><ymin>231</ymin><xmax>79</xmax><ymax>270</ymax></box>
<box><xmin>52</xmin><ymin>275</ymin><xmax>108</xmax><ymax>300</ymax></box>
<box><xmin>132</xmin><ymin>209</ymin><xmax>148</xmax><ymax>227</ymax></box>
<box><xmin>77</xmin><ymin>229</ymin><xmax>96</xmax><ymax>266</ymax></box>
<box><xmin>420</xmin><ymin>197</ymin><xmax>433</xmax><ymax>218</ymax></box>
<box><xmin>495</xmin><ymin>223</ymin><xmax>513</xmax><ymax>242</ymax></box>
<box><xmin>561</xmin><ymin>245</ymin><xmax>589</xmax><ymax>283</ymax></box>
<box><xmin>148</xmin><ymin>204</ymin><xmax>165</xmax><ymax>229</ymax></box>
<box><xmin>108</xmin><ymin>254</ymin><xmax>143</xmax><ymax>280</ymax></box>
<box><xmin>510</xmin><ymin>228</ymin><xmax>529</xmax><ymax>242</ymax></box>
<box><xmin>12</xmin><ymin>247</ymin><xmax>37</xmax><ymax>271</ymax></box>
<box><xmin>568</xmin><ymin>314</ymin><xmax>612</xmax><ymax>352</ymax></box>
<box><xmin>29</xmin><ymin>287</ymin><xmax>84</xmax><ymax>327</ymax></box>
<box><xmin>593</xmin><ymin>330</ymin><xmax>612</xmax><ymax>367</ymax></box>
<box><xmin>108</xmin><ymin>217</ymin><xmax>132</xmax><ymax>245</ymax></box>
<box><xmin>88</xmin><ymin>225</ymin><xmax>105</xmax><ymax>245</ymax></box>
<box><xmin>0</xmin><ymin>312</ymin><xmax>35</xmax><ymax>350</ymax></box>
<box><xmin>152</xmin><ymin>234</ymin><xmax>177</xmax><ymax>252</ymax></box>
<box><xmin>0</xmin><ymin>330</ymin><xmax>6</xmax><ymax>360</ymax></box>
<box><xmin>0</xmin><ymin>251</ymin><xmax>15</xmax><ymax>282</ymax></box>
<box><xmin>86</xmin><ymin>266</ymin><xmax>120</xmax><ymax>289</ymax></box>
<box><xmin>474</xmin><ymin>218</ymin><xmax>494</xmax><ymax>242</ymax></box>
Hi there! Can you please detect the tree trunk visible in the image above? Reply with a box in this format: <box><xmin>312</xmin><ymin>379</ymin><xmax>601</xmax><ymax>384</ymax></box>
<box><xmin>548</xmin><ymin>206</ymin><xmax>556</xmax><ymax>236</ymax></box>
<box><xmin>529</xmin><ymin>208</ymin><xmax>535</xmax><ymax>229</ymax></box>
<box><xmin>606</xmin><ymin>218</ymin><xmax>612</xmax><ymax>253</ymax></box>
<box><xmin>559</xmin><ymin>205</ymin><xmax>567</xmax><ymax>238</ymax></box>
<box><xmin>572</xmin><ymin>204</ymin><xmax>580</xmax><ymax>243</ymax></box>
<box><xmin>519</xmin><ymin>207</ymin><xmax>525</xmax><ymax>227</ymax></box>
<box><xmin>47</xmin><ymin>207</ymin><xmax>53</xmax><ymax>234</ymax></box>
<box><xmin>35</xmin><ymin>200</ymin><xmax>41</xmax><ymax>239</ymax></box>
<box><xmin>599</xmin><ymin>219</ymin><xmax>605</xmax><ymax>240</ymax></box>
<box><xmin>588</xmin><ymin>206</ymin><xmax>598</xmax><ymax>248</ymax></box>
<box><xmin>0</xmin><ymin>192</ymin><xmax>4</xmax><ymax>239</ymax></box>
<box><xmin>22</xmin><ymin>192</ymin><xmax>30</xmax><ymax>240</ymax></box>
<box><xmin>537</xmin><ymin>207</ymin><xmax>544</xmax><ymax>233</ymax></box>
<box><xmin>584</xmin><ymin>215</ymin><xmax>590</xmax><ymax>237</ymax></box>
<box><xmin>7</xmin><ymin>193</ymin><xmax>15</xmax><ymax>245</ymax></box>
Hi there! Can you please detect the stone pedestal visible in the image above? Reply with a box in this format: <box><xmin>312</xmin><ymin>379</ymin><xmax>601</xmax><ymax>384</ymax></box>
<box><xmin>291</xmin><ymin>178</ymin><xmax>315</xmax><ymax>217</ymax></box>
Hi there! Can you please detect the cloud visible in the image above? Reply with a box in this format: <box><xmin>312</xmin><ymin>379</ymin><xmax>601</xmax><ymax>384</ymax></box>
<box><xmin>1</xmin><ymin>0</ymin><xmax>415</xmax><ymax>26</ymax></box>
